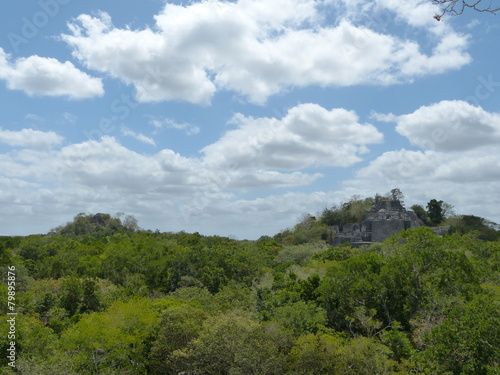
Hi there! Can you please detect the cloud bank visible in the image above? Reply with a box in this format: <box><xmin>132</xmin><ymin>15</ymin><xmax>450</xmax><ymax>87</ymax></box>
<box><xmin>60</xmin><ymin>0</ymin><xmax>470</xmax><ymax>104</ymax></box>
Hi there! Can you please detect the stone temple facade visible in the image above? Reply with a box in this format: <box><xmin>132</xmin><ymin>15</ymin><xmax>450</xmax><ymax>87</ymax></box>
<box><xmin>329</xmin><ymin>199</ymin><xmax>424</xmax><ymax>247</ymax></box>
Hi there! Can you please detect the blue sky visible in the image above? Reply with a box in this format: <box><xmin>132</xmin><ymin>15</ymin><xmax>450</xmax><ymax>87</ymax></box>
<box><xmin>1</xmin><ymin>0</ymin><xmax>499</xmax><ymax>239</ymax></box>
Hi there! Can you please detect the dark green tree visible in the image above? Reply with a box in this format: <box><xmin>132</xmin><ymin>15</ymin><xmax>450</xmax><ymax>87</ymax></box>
<box><xmin>60</xmin><ymin>277</ymin><xmax>82</xmax><ymax>316</ymax></box>
<box><xmin>448</xmin><ymin>215</ymin><xmax>500</xmax><ymax>241</ymax></box>
<box><xmin>421</xmin><ymin>294</ymin><xmax>500</xmax><ymax>374</ymax></box>
<box><xmin>426</xmin><ymin>199</ymin><xmax>444</xmax><ymax>225</ymax></box>
<box><xmin>80</xmin><ymin>279</ymin><xmax>101</xmax><ymax>313</ymax></box>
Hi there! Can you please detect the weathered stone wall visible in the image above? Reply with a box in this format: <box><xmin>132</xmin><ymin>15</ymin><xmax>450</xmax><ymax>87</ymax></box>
<box><xmin>371</xmin><ymin>220</ymin><xmax>406</xmax><ymax>242</ymax></box>
<box><xmin>331</xmin><ymin>198</ymin><xmax>424</xmax><ymax>246</ymax></box>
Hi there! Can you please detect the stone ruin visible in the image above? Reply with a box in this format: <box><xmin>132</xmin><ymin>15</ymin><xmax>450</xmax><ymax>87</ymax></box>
<box><xmin>329</xmin><ymin>198</ymin><xmax>424</xmax><ymax>247</ymax></box>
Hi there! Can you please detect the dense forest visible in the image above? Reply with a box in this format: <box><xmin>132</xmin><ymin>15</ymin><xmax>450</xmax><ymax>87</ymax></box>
<box><xmin>0</xmin><ymin>196</ymin><xmax>499</xmax><ymax>374</ymax></box>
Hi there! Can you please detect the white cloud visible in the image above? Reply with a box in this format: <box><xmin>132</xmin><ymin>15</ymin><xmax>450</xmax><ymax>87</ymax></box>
<box><xmin>337</xmin><ymin>102</ymin><xmax>500</xmax><ymax>226</ymax></box>
<box><xmin>2</xmin><ymin>99</ymin><xmax>499</xmax><ymax>239</ymax></box>
<box><xmin>355</xmin><ymin>146</ymin><xmax>500</xmax><ymax>185</ymax></box>
<box><xmin>340</xmin><ymin>145</ymin><xmax>500</xmax><ymax>224</ymax></box>
<box><xmin>356</xmin><ymin>102</ymin><xmax>500</xmax><ymax>183</ymax></box>
<box><xmin>0</xmin><ymin>48</ymin><xmax>103</xmax><ymax>99</ymax></box>
<box><xmin>372</xmin><ymin>0</ymin><xmax>441</xmax><ymax>28</ymax></box>
<box><xmin>202</xmin><ymin>103</ymin><xmax>383</xmax><ymax>170</ymax></box>
<box><xmin>391</xmin><ymin>100</ymin><xmax>500</xmax><ymax>151</ymax></box>
<box><xmin>1</xmin><ymin>130</ymin><xmax>499</xmax><ymax>238</ymax></box>
<box><xmin>370</xmin><ymin>111</ymin><xmax>398</xmax><ymax>122</ymax></box>
<box><xmin>53</xmin><ymin>137</ymin><xmax>198</xmax><ymax>193</ymax></box>
<box><xmin>121</xmin><ymin>127</ymin><xmax>157</xmax><ymax>146</ymax></box>
<box><xmin>0</xmin><ymin>103</ymin><xmax>379</xmax><ymax>237</ymax></box>
<box><xmin>330</xmin><ymin>0</ymin><xmax>443</xmax><ymax>29</ymax></box>
<box><xmin>398</xmin><ymin>34</ymin><xmax>470</xmax><ymax>77</ymax></box>
<box><xmin>60</xmin><ymin>0</ymin><xmax>470</xmax><ymax>104</ymax></box>
<box><xmin>149</xmin><ymin>118</ymin><xmax>200</xmax><ymax>135</ymax></box>
<box><xmin>0</xmin><ymin>131</ymin><xmax>326</xmax><ymax>203</ymax></box>
<box><xmin>0</xmin><ymin>105</ymin><xmax>381</xmax><ymax>234</ymax></box>
<box><xmin>0</xmin><ymin>128</ymin><xmax>63</xmax><ymax>149</ymax></box>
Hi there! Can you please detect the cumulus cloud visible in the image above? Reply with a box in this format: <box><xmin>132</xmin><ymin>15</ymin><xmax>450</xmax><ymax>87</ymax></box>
<box><xmin>2</xmin><ymin>99</ymin><xmax>498</xmax><ymax>238</ymax></box>
<box><xmin>0</xmin><ymin>48</ymin><xmax>103</xmax><ymax>99</ymax></box>
<box><xmin>356</xmin><ymin>102</ymin><xmax>500</xmax><ymax>184</ymax></box>
<box><xmin>0</xmin><ymin>128</ymin><xmax>63</xmax><ymax>149</ymax></box>
<box><xmin>53</xmin><ymin>137</ymin><xmax>199</xmax><ymax>193</ymax></box>
<box><xmin>202</xmin><ymin>103</ymin><xmax>383</xmax><ymax>170</ymax></box>
<box><xmin>384</xmin><ymin>100</ymin><xmax>500</xmax><ymax>151</ymax></box>
<box><xmin>0</xmin><ymin>130</ymin><xmax>326</xmax><ymax>200</ymax></box>
<box><xmin>0</xmin><ymin>102</ymin><xmax>380</xmax><ymax>237</ymax></box>
<box><xmin>340</xmin><ymin>145</ymin><xmax>500</xmax><ymax>226</ymax></box>
<box><xmin>339</xmin><ymin>102</ymin><xmax>500</xmax><ymax>226</ymax></box>
<box><xmin>1</xmin><ymin>129</ymin><xmax>499</xmax><ymax>238</ymax></box>
<box><xmin>357</xmin><ymin>146</ymin><xmax>500</xmax><ymax>184</ymax></box>
<box><xmin>60</xmin><ymin>0</ymin><xmax>470</xmax><ymax>104</ymax></box>
<box><xmin>0</xmin><ymin>105</ymin><xmax>380</xmax><ymax>225</ymax></box>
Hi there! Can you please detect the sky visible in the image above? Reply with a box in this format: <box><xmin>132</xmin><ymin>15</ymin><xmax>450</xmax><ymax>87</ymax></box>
<box><xmin>0</xmin><ymin>0</ymin><xmax>499</xmax><ymax>239</ymax></box>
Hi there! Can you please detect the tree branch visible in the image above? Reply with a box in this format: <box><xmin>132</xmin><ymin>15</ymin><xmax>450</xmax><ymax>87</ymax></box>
<box><xmin>432</xmin><ymin>0</ymin><xmax>499</xmax><ymax>20</ymax></box>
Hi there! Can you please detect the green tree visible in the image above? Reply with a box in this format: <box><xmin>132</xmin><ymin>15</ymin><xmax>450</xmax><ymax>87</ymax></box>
<box><xmin>321</xmin><ymin>196</ymin><xmax>376</xmax><ymax>227</ymax></box>
<box><xmin>0</xmin><ymin>315</ymin><xmax>61</xmax><ymax>368</ymax></box>
<box><xmin>381</xmin><ymin>228</ymin><xmax>481</xmax><ymax>328</ymax></box>
<box><xmin>51</xmin><ymin>212</ymin><xmax>138</xmax><ymax>238</ymax></box>
<box><xmin>336</xmin><ymin>336</ymin><xmax>395</xmax><ymax>375</ymax></box>
<box><xmin>80</xmin><ymin>278</ymin><xmax>101</xmax><ymax>313</ymax></box>
<box><xmin>148</xmin><ymin>302</ymin><xmax>208</xmax><ymax>374</ymax></box>
<box><xmin>321</xmin><ymin>228</ymin><xmax>483</xmax><ymax>334</ymax></box>
<box><xmin>61</xmin><ymin>297</ymin><xmax>160</xmax><ymax>374</ymax></box>
<box><xmin>288</xmin><ymin>334</ymin><xmax>395</xmax><ymax>375</ymax></box>
<box><xmin>426</xmin><ymin>199</ymin><xmax>444</xmax><ymax>225</ymax></box>
<box><xmin>273</xmin><ymin>301</ymin><xmax>327</xmax><ymax>337</ymax></box>
<box><xmin>284</xmin><ymin>214</ymin><xmax>329</xmax><ymax>245</ymax></box>
<box><xmin>60</xmin><ymin>277</ymin><xmax>83</xmax><ymax>316</ymax></box>
<box><xmin>210</xmin><ymin>282</ymin><xmax>257</xmax><ymax>313</ymax></box>
<box><xmin>448</xmin><ymin>215</ymin><xmax>500</xmax><ymax>241</ymax></box>
<box><xmin>287</xmin><ymin>333</ymin><xmax>343</xmax><ymax>374</ymax></box>
<box><xmin>174</xmin><ymin>310</ymin><xmax>289</xmax><ymax>375</ymax></box>
<box><xmin>421</xmin><ymin>294</ymin><xmax>500</xmax><ymax>374</ymax></box>
<box><xmin>0</xmin><ymin>236</ymin><xmax>19</xmax><ymax>267</ymax></box>
<box><xmin>319</xmin><ymin>252</ymin><xmax>386</xmax><ymax>334</ymax></box>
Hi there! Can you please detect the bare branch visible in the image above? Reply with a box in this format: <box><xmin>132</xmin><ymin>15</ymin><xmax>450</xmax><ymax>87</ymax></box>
<box><xmin>432</xmin><ymin>0</ymin><xmax>500</xmax><ymax>20</ymax></box>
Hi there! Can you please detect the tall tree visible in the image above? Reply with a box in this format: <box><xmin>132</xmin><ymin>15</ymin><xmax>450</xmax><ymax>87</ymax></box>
<box><xmin>426</xmin><ymin>199</ymin><xmax>444</xmax><ymax>225</ymax></box>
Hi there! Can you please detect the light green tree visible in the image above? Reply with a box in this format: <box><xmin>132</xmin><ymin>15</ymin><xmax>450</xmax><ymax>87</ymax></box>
<box><xmin>173</xmin><ymin>310</ymin><xmax>289</xmax><ymax>375</ymax></box>
<box><xmin>61</xmin><ymin>297</ymin><xmax>160</xmax><ymax>374</ymax></box>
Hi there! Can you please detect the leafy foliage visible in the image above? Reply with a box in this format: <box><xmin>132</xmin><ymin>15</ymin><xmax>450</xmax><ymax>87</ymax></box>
<box><xmin>448</xmin><ymin>215</ymin><xmax>500</xmax><ymax>241</ymax></box>
<box><xmin>51</xmin><ymin>212</ymin><xmax>139</xmax><ymax>238</ymax></box>
<box><xmin>426</xmin><ymin>199</ymin><xmax>444</xmax><ymax>225</ymax></box>
<box><xmin>320</xmin><ymin>196</ymin><xmax>375</xmax><ymax>226</ymax></box>
<box><xmin>1</xmin><ymin>210</ymin><xmax>498</xmax><ymax>374</ymax></box>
